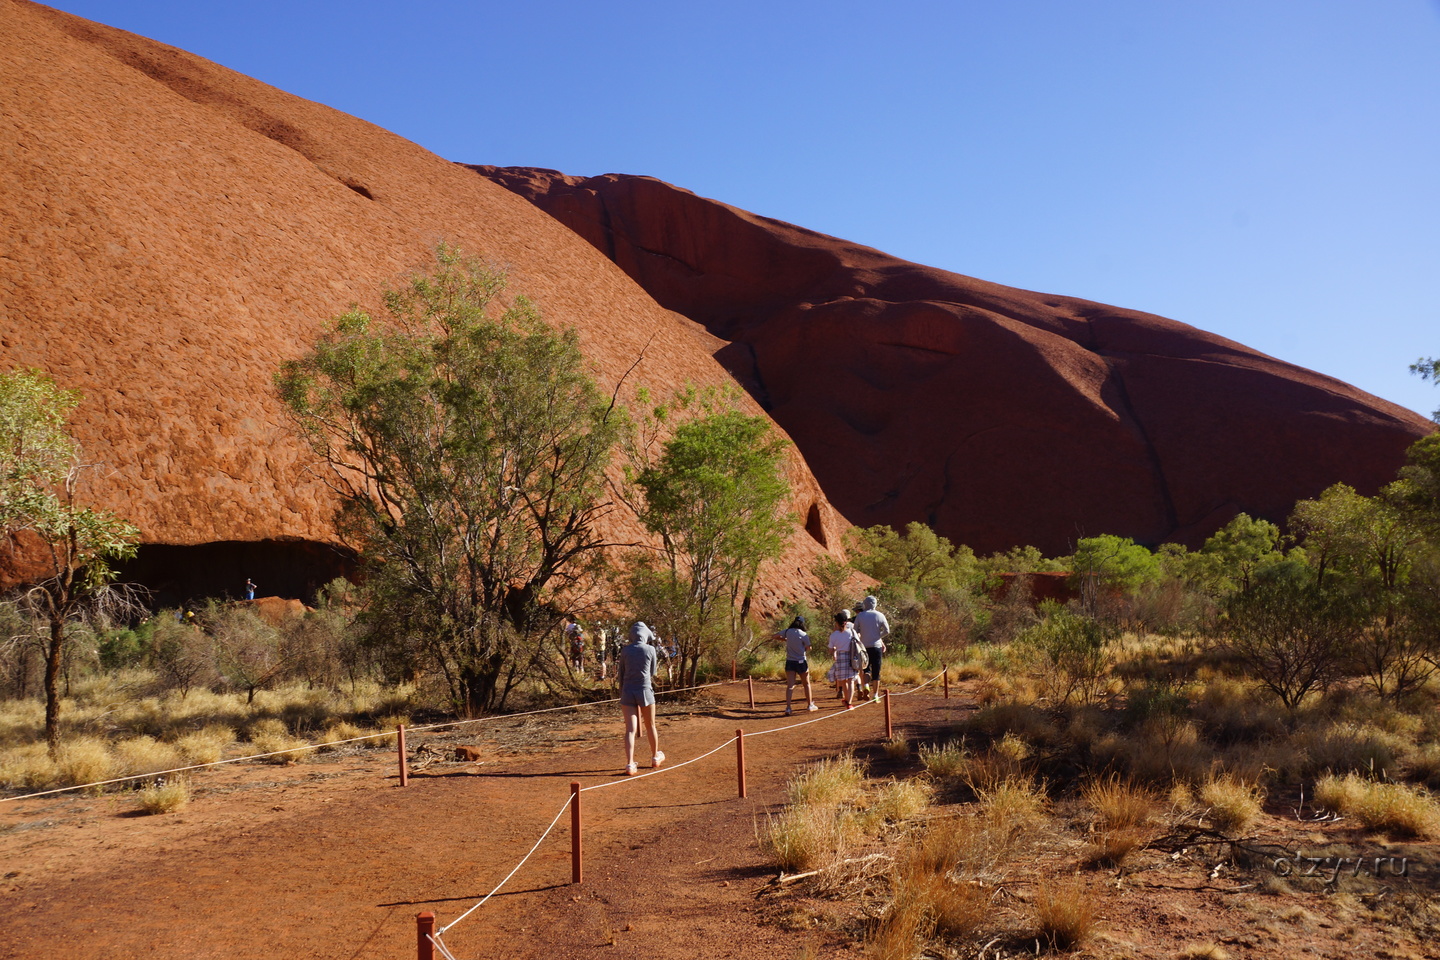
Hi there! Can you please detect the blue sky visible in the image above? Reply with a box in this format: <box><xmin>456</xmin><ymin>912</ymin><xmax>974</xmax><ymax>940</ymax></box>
<box><xmin>42</xmin><ymin>0</ymin><xmax>1440</xmax><ymax>420</ymax></box>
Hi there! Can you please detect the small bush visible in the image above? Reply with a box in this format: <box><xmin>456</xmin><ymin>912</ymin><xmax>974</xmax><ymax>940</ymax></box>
<box><xmin>1199</xmin><ymin>775</ymin><xmax>1265</xmax><ymax>834</ymax></box>
<box><xmin>135</xmin><ymin>778</ymin><xmax>190</xmax><ymax>814</ymax></box>
<box><xmin>881</xmin><ymin>736</ymin><xmax>910</xmax><ymax>762</ymax></box>
<box><xmin>1293</xmin><ymin>722</ymin><xmax>1408</xmax><ymax>779</ymax></box>
<box><xmin>1313</xmin><ymin>773</ymin><xmax>1440</xmax><ymax>838</ymax></box>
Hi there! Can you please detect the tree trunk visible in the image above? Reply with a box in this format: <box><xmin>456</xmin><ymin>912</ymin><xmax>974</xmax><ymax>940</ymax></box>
<box><xmin>44</xmin><ymin>616</ymin><xmax>65</xmax><ymax>750</ymax></box>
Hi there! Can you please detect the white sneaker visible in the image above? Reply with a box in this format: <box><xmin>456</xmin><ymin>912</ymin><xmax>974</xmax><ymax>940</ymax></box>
<box><xmin>808</xmin><ymin>703</ymin><xmax>819</xmax><ymax>712</ymax></box>
<box><xmin>652</xmin><ymin>751</ymin><xmax>666</xmax><ymax>769</ymax></box>
<box><xmin>625</xmin><ymin>762</ymin><xmax>638</xmax><ymax>776</ymax></box>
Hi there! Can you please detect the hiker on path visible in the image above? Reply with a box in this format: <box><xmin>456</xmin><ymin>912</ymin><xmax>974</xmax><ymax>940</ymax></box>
<box><xmin>618</xmin><ymin>621</ymin><xmax>665</xmax><ymax>776</ymax></box>
<box><xmin>245</xmin><ymin>578</ymin><xmax>257</xmax><ymax>601</ymax></box>
<box><xmin>854</xmin><ymin>595</ymin><xmax>891</xmax><ymax>699</ymax></box>
<box><xmin>564</xmin><ymin>615</ymin><xmax>585</xmax><ymax>671</ymax></box>
<box><xmin>827</xmin><ymin>609</ymin><xmax>861</xmax><ymax>708</ymax></box>
<box><xmin>773</xmin><ymin>615</ymin><xmax>819</xmax><ymax>716</ymax></box>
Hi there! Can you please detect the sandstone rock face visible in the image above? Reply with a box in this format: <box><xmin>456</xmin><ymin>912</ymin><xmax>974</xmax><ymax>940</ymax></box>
<box><xmin>0</xmin><ymin>1</ymin><xmax>847</xmax><ymax>606</ymax></box>
<box><xmin>473</xmin><ymin>167</ymin><xmax>1435</xmax><ymax>556</ymax></box>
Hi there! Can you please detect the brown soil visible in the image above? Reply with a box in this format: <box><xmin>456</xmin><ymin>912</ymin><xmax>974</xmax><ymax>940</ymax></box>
<box><xmin>1</xmin><ymin>681</ymin><xmax>1435</xmax><ymax>960</ymax></box>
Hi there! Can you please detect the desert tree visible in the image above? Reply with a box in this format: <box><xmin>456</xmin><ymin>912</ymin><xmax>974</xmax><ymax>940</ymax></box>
<box><xmin>275</xmin><ymin>246</ymin><xmax>625</xmax><ymax>714</ymax></box>
<box><xmin>0</xmin><ymin>369</ymin><xmax>140</xmax><ymax>746</ymax></box>
<box><xmin>1224</xmin><ymin>576</ymin><xmax>1362</xmax><ymax>714</ymax></box>
<box><xmin>1069</xmin><ymin>534</ymin><xmax>1159</xmax><ymax>623</ymax></box>
<box><xmin>625</xmin><ymin>387</ymin><xmax>791</xmax><ymax>685</ymax></box>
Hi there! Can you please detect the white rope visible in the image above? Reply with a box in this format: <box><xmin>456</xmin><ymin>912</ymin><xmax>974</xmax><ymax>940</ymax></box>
<box><xmin>430</xmin><ymin>931</ymin><xmax>459</xmax><ymax>960</ymax></box>
<box><xmin>438</xmin><ymin>794</ymin><xmax>574</xmax><ymax>935</ymax></box>
<box><xmin>579</xmin><ymin>733</ymin><xmax>740</xmax><ymax>793</ymax></box>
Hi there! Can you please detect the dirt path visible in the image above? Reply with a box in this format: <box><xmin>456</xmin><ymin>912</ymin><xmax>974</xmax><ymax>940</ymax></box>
<box><xmin>0</xmin><ymin>680</ymin><xmax>964</xmax><ymax>960</ymax></box>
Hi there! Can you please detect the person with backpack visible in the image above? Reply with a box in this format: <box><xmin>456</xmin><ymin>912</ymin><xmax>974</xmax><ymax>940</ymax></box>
<box><xmin>773</xmin><ymin>615</ymin><xmax>819</xmax><ymax>716</ymax></box>
<box><xmin>854</xmin><ymin>595</ymin><xmax>891</xmax><ymax>700</ymax></box>
<box><xmin>827</xmin><ymin>609</ymin><xmax>864</xmax><ymax>708</ymax></box>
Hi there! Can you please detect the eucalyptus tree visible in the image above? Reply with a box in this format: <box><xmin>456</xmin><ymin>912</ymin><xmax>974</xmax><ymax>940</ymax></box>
<box><xmin>275</xmin><ymin>247</ymin><xmax>625</xmax><ymax>713</ymax></box>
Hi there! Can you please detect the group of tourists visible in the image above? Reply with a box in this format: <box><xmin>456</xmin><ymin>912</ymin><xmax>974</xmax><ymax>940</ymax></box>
<box><xmin>568</xmin><ymin>596</ymin><xmax>892</xmax><ymax>777</ymax></box>
<box><xmin>774</xmin><ymin>595</ymin><xmax>891</xmax><ymax>714</ymax></box>
<box><xmin>564</xmin><ymin>616</ymin><xmax>678</xmax><ymax>686</ymax></box>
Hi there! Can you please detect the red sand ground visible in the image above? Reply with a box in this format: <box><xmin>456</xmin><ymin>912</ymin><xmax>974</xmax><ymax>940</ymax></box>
<box><xmin>1</xmin><ymin>681</ymin><xmax>1435</xmax><ymax>960</ymax></box>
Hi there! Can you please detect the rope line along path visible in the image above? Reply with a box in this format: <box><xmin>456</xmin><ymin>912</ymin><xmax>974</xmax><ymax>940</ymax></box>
<box><xmin>424</xmin><ymin>670</ymin><xmax>951</xmax><ymax>959</ymax></box>
<box><xmin>0</xmin><ymin>678</ymin><xmax>732</xmax><ymax>805</ymax></box>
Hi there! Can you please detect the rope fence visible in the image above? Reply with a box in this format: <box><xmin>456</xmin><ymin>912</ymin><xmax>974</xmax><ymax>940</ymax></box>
<box><xmin>423</xmin><ymin>669</ymin><xmax>956</xmax><ymax>959</ymax></box>
<box><xmin>0</xmin><ymin>676</ymin><xmax>733</xmax><ymax>804</ymax></box>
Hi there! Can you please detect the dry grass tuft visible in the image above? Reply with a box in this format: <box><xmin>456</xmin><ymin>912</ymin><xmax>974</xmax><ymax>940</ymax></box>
<box><xmin>0</xmin><ymin>743</ymin><xmax>58</xmax><ymax>790</ymax></box>
<box><xmin>112</xmin><ymin>736</ymin><xmax>182</xmax><ymax>779</ymax></box>
<box><xmin>788</xmin><ymin>755</ymin><xmax>868</xmax><ymax>807</ymax></box>
<box><xmin>1199</xmin><ymin>775</ymin><xmax>1265</xmax><ymax>834</ymax></box>
<box><xmin>318</xmin><ymin>721</ymin><xmax>368</xmax><ymax>751</ymax></box>
<box><xmin>134</xmin><ymin>777</ymin><xmax>191</xmax><ymax>814</ymax></box>
<box><xmin>1032</xmin><ymin>877</ymin><xmax>1098</xmax><ymax>950</ymax></box>
<box><xmin>172</xmin><ymin>725</ymin><xmax>237</xmax><ymax>765</ymax></box>
<box><xmin>1081</xmin><ymin>827</ymin><xmax>1150</xmax><ymax>870</ymax></box>
<box><xmin>976</xmin><ymin>776</ymin><xmax>1047</xmax><ymax>835</ymax></box>
<box><xmin>918</xmin><ymin>740</ymin><xmax>968</xmax><ymax>779</ymax></box>
<box><xmin>1313</xmin><ymin>773</ymin><xmax>1440</xmax><ymax>838</ymax></box>
<box><xmin>881</xmin><ymin>735</ymin><xmax>910</xmax><ymax>762</ymax></box>
<box><xmin>760</xmin><ymin>802</ymin><xmax>852</xmax><ymax>873</ymax></box>
<box><xmin>1177</xmin><ymin>943</ymin><xmax>1231</xmax><ymax>960</ymax></box>
<box><xmin>53</xmin><ymin>737</ymin><xmax>115</xmax><ymax>791</ymax></box>
<box><xmin>1082</xmin><ymin>775</ymin><xmax>1157</xmax><ymax>830</ymax></box>
<box><xmin>862</xmin><ymin>779</ymin><xmax>932</xmax><ymax>830</ymax></box>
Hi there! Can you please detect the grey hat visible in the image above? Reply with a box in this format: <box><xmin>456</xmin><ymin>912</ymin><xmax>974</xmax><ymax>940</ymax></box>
<box><xmin>629</xmin><ymin>621</ymin><xmax>655</xmax><ymax>644</ymax></box>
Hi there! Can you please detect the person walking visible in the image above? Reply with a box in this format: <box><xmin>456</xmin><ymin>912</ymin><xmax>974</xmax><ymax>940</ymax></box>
<box><xmin>854</xmin><ymin>595</ymin><xmax>891</xmax><ymax>699</ymax></box>
<box><xmin>244</xmin><ymin>578</ymin><xmax>257</xmax><ymax>601</ymax></box>
<box><xmin>617</xmin><ymin>621</ymin><xmax>665</xmax><ymax>776</ymax></box>
<box><xmin>827</xmin><ymin>609</ymin><xmax>862</xmax><ymax>708</ymax></box>
<box><xmin>774</xmin><ymin>615</ymin><xmax>819</xmax><ymax>716</ymax></box>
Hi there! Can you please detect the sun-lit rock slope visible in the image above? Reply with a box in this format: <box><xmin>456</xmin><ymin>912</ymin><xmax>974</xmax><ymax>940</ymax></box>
<box><xmin>472</xmin><ymin>167</ymin><xmax>1435</xmax><ymax>556</ymax></box>
<box><xmin>0</xmin><ymin>1</ymin><xmax>848</xmax><ymax>602</ymax></box>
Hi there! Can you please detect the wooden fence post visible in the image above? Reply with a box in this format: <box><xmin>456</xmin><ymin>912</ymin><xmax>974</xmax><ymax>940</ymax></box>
<box><xmin>736</xmin><ymin>729</ymin><xmax>747</xmax><ymax>799</ymax></box>
<box><xmin>397</xmin><ymin>724</ymin><xmax>409</xmax><ymax>787</ymax></box>
<box><xmin>571</xmin><ymin>781</ymin><xmax>583</xmax><ymax>884</ymax></box>
<box><xmin>943</xmin><ymin>666</ymin><xmax>950</xmax><ymax>700</ymax></box>
<box><xmin>884</xmin><ymin>691</ymin><xmax>893</xmax><ymax>740</ymax></box>
<box><xmin>416</xmin><ymin>911</ymin><xmax>436</xmax><ymax>960</ymax></box>
<box><xmin>747</xmin><ymin>676</ymin><xmax>755</xmax><ymax>709</ymax></box>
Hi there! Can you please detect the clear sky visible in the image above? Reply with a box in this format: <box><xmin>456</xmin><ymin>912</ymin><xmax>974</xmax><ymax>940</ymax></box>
<box><xmin>39</xmin><ymin>0</ymin><xmax>1440</xmax><ymax>420</ymax></box>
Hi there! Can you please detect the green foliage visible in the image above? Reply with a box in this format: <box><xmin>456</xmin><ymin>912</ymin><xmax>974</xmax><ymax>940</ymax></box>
<box><xmin>275</xmin><ymin>245</ymin><xmax>623</xmax><ymax>713</ymax></box>
<box><xmin>1198</xmin><ymin>513</ymin><xmax>1285</xmax><ymax>594</ymax></box>
<box><xmin>1411</xmin><ymin>356</ymin><xmax>1440</xmax><ymax>421</ymax></box>
<box><xmin>1018</xmin><ymin>604</ymin><xmax>1110</xmax><ymax>703</ymax></box>
<box><xmin>627</xmin><ymin>386</ymin><xmax>792</xmax><ymax>683</ymax></box>
<box><xmin>845</xmin><ymin>522</ymin><xmax>979</xmax><ymax>594</ymax></box>
<box><xmin>1224</xmin><ymin>577</ymin><xmax>1363</xmax><ymax>713</ymax></box>
<box><xmin>1070</xmin><ymin>535</ymin><xmax>1159</xmax><ymax>593</ymax></box>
